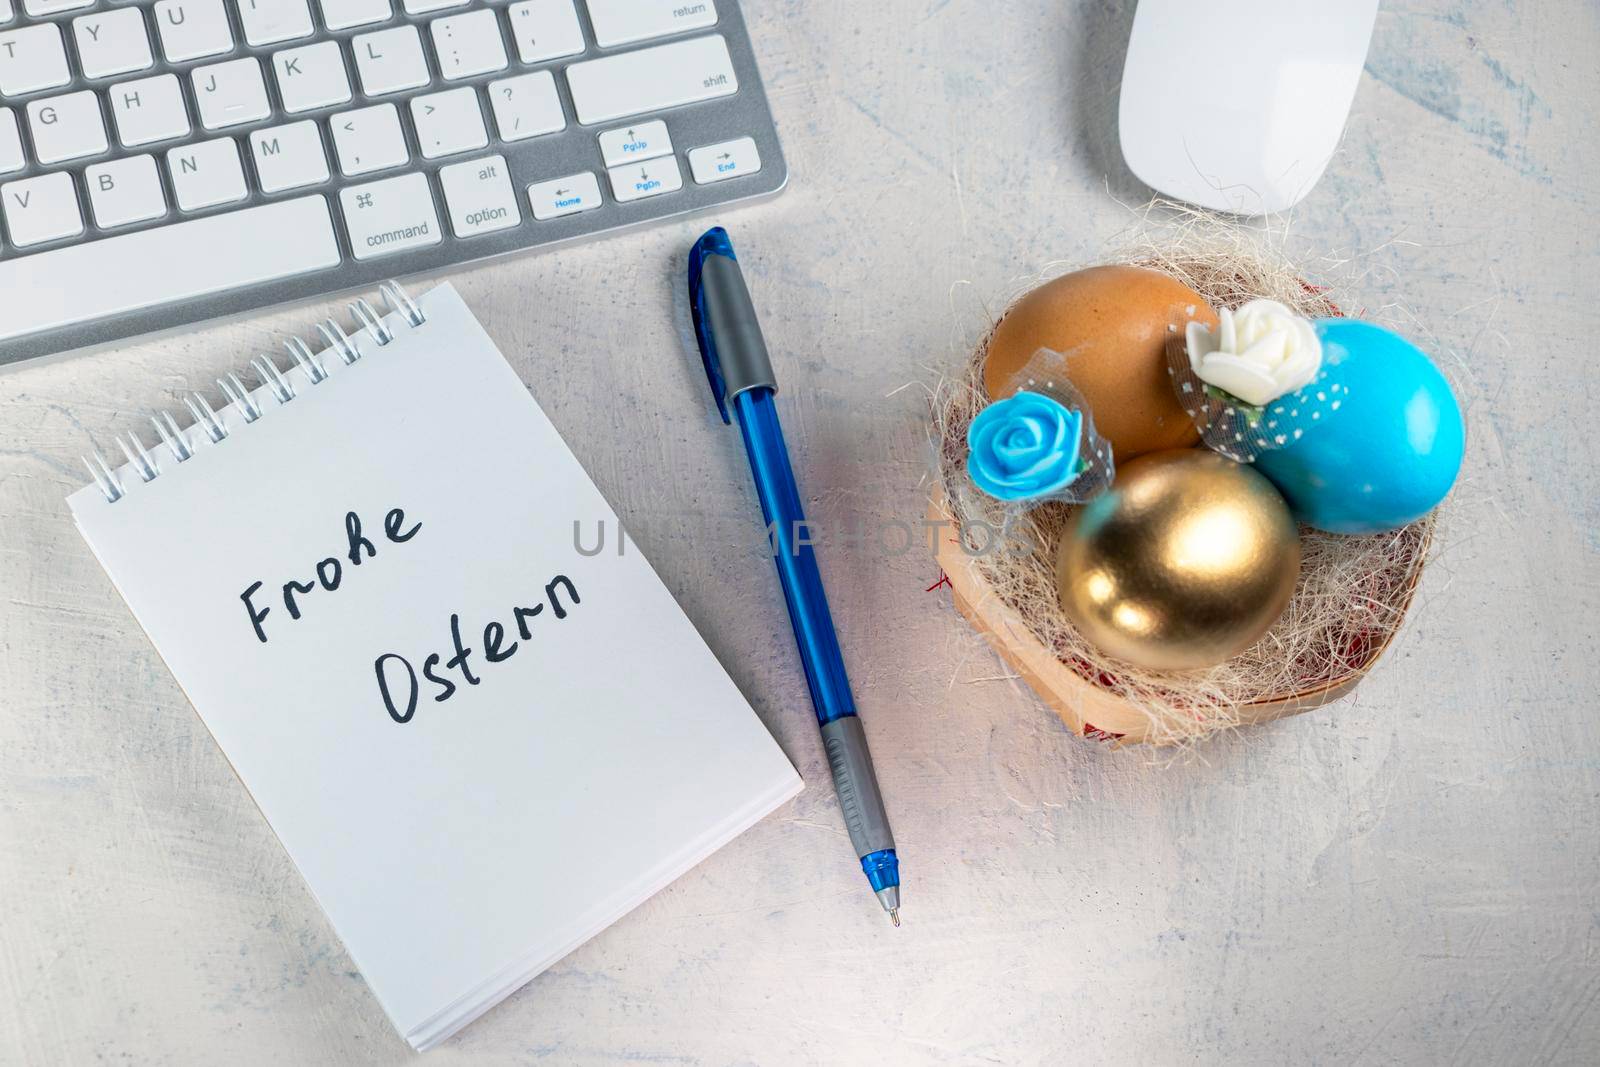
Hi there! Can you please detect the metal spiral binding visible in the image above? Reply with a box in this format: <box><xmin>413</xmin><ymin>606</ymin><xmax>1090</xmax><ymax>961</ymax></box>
<box><xmin>183</xmin><ymin>393</ymin><xmax>228</xmax><ymax>443</ymax></box>
<box><xmin>151</xmin><ymin>411</ymin><xmax>193</xmax><ymax>461</ymax></box>
<box><xmin>81</xmin><ymin>281</ymin><xmax>427</xmax><ymax>503</ymax></box>
<box><xmin>251</xmin><ymin>352</ymin><xmax>296</xmax><ymax>403</ymax></box>
<box><xmin>217</xmin><ymin>372</ymin><xmax>263</xmax><ymax>422</ymax></box>
<box><xmin>117</xmin><ymin>432</ymin><xmax>159</xmax><ymax>483</ymax></box>
<box><xmin>380</xmin><ymin>281</ymin><xmax>426</xmax><ymax>327</ymax></box>
<box><xmin>317</xmin><ymin>319</ymin><xmax>361</xmax><ymax>366</ymax></box>
<box><xmin>283</xmin><ymin>336</ymin><xmax>329</xmax><ymax>384</ymax></box>
<box><xmin>82</xmin><ymin>451</ymin><xmax>124</xmax><ymax>503</ymax></box>
<box><xmin>349</xmin><ymin>298</ymin><xmax>394</xmax><ymax>345</ymax></box>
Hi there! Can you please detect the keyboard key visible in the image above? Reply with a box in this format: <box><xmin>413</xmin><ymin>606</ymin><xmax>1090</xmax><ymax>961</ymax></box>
<box><xmin>73</xmin><ymin>9</ymin><xmax>155</xmax><ymax>80</ymax></box>
<box><xmin>85</xmin><ymin>154</ymin><xmax>168</xmax><ymax>228</ymax></box>
<box><xmin>526</xmin><ymin>170</ymin><xmax>598</xmax><ymax>220</ymax></box>
<box><xmin>250</xmin><ymin>120</ymin><xmax>329</xmax><ymax>192</ymax></box>
<box><xmin>565</xmin><ymin>33</ymin><xmax>736</xmax><ymax>125</ymax></box>
<box><xmin>431</xmin><ymin>9</ymin><xmax>507</xmax><ymax>81</ymax></box>
<box><xmin>154</xmin><ymin>0</ymin><xmax>235</xmax><ymax>63</ymax></box>
<box><xmin>597</xmin><ymin>118</ymin><xmax>669</xmax><ymax>167</ymax></box>
<box><xmin>193</xmin><ymin>57</ymin><xmax>270</xmax><ymax>130</ymax></box>
<box><xmin>110</xmin><ymin>73</ymin><xmax>191</xmax><ymax>146</ymax></box>
<box><xmin>583</xmin><ymin>0</ymin><xmax>716</xmax><ymax>48</ymax></box>
<box><xmin>236</xmin><ymin>0</ymin><xmax>314</xmax><ymax>47</ymax></box>
<box><xmin>339</xmin><ymin>171</ymin><xmax>440</xmax><ymax>260</ymax></box>
<box><xmin>688</xmin><ymin>134</ymin><xmax>757</xmax><ymax>183</ymax></box>
<box><xmin>506</xmin><ymin>0</ymin><xmax>584</xmax><ymax>64</ymax></box>
<box><xmin>2</xmin><ymin>172</ymin><xmax>82</xmax><ymax>246</ymax></box>
<box><xmin>331</xmin><ymin>102</ymin><xmax>407</xmax><ymax>175</ymax></box>
<box><xmin>0</xmin><ymin>197</ymin><xmax>341</xmax><ymax>343</ymax></box>
<box><xmin>411</xmin><ymin>86</ymin><xmax>486</xmax><ymax>159</ymax></box>
<box><xmin>0</xmin><ymin>108</ymin><xmax>23</xmax><ymax>173</ymax></box>
<box><xmin>318</xmin><ymin>0</ymin><xmax>390</xmax><ymax>30</ymax></box>
<box><xmin>400</xmin><ymin>0</ymin><xmax>466</xmax><ymax>12</ymax></box>
<box><xmin>27</xmin><ymin>91</ymin><xmax>109</xmax><ymax>165</ymax></box>
<box><xmin>487</xmin><ymin>69</ymin><xmax>564</xmax><ymax>141</ymax></box>
<box><xmin>353</xmin><ymin>25</ymin><xmax>429</xmax><ymax>96</ymax></box>
<box><xmin>168</xmin><ymin>136</ymin><xmax>248</xmax><ymax>210</ymax></box>
<box><xmin>0</xmin><ymin>0</ymin><xmax>12</xmax><ymax>23</ymax></box>
<box><xmin>606</xmin><ymin>154</ymin><xmax>679</xmax><ymax>202</ymax></box>
<box><xmin>23</xmin><ymin>0</ymin><xmax>93</xmax><ymax>15</ymax></box>
<box><xmin>438</xmin><ymin>154</ymin><xmax>519</xmax><ymax>237</ymax></box>
<box><xmin>0</xmin><ymin>25</ymin><xmax>71</xmax><ymax>97</ymax></box>
<box><xmin>273</xmin><ymin>40</ymin><xmax>351</xmax><ymax>113</ymax></box>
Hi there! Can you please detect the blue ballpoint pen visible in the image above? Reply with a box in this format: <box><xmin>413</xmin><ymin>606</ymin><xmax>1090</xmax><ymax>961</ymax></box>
<box><xmin>688</xmin><ymin>226</ymin><xmax>901</xmax><ymax>926</ymax></box>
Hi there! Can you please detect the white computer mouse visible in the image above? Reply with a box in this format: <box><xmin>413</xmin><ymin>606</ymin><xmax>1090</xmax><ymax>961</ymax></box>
<box><xmin>1118</xmin><ymin>0</ymin><xmax>1380</xmax><ymax>215</ymax></box>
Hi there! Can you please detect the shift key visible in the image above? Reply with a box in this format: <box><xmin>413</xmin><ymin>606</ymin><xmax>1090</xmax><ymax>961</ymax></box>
<box><xmin>565</xmin><ymin>35</ymin><xmax>737</xmax><ymax>126</ymax></box>
<box><xmin>340</xmin><ymin>173</ymin><xmax>442</xmax><ymax>261</ymax></box>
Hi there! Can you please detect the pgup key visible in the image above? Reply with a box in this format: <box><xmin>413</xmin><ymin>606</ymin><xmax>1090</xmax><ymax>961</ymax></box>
<box><xmin>598</xmin><ymin>120</ymin><xmax>671</xmax><ymax>168</ymax></box>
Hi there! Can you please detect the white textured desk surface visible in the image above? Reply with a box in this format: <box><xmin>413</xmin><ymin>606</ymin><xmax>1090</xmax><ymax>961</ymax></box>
<box><xmin>4</xmin><ymin>2</ymin><xmax>1597</xmax><ymax>1063</ymax></box>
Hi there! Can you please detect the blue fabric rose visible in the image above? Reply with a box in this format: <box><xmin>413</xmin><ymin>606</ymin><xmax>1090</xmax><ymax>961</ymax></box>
<box><xmin>966</xmin><ymin>390</ymin><xmax>1084</xmax><ymax>501</ymax></box>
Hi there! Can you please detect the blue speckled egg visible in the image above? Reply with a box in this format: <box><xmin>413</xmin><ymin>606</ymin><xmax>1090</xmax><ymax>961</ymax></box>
<box><xmin>1252</xmin><ymin>319</ymin><xmax>1464</xmax><ymax>535</ymax></box>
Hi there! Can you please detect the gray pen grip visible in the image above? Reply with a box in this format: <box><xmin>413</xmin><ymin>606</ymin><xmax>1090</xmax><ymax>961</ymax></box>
<box><xmin>820</xmin><ymin>716</ymin><xmax>896</xmax><ymax>858</ymax></box>
<box><xmin>701</xmin><ymin>253</ymin><xmax>777</xmax><ymax>401</ymax></box>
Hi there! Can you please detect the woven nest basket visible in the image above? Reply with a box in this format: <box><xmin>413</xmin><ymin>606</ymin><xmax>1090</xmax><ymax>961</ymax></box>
<box><xmin>930</xmin><ymin>233</ymin><xmax>1435</xmax><ymax>746</ymax></box>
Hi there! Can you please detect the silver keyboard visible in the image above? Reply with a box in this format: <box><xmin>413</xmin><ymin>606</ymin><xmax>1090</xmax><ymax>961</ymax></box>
<box><xmin>0</xmin><ymin>0</ymin><xmax>785</xmax><ymax>367</ymax></box>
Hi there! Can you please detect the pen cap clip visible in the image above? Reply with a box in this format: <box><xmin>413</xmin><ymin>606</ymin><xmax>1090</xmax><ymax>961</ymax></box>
<box><xmin>688</xmin><ymin>226</ymin><xmax>777</xmax><ymax>424</ymax></box>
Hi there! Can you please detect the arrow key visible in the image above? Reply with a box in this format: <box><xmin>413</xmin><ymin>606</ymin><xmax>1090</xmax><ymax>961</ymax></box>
<box><xmin>598</xmin><ymin>119</ymin><xmax>671</xmax><ymax>168</ymax></box>
<box><xmin>606</xmin><ymin>155</ymin><xmax>682</xmax><ymax>204</ymax></box>
<box><xmin>527</xmin><ymin>171</ymin><xmax>600</xmax><ymax>221</ymax></box>
<box><xmin>688</xmin><ymin>136</ymin><xmax>761</xmax><ymax>185</ymax></box>
<box><xmin>410</xmin><ymin>86</ymin><xmax>487</xmax><ymax>160</ymax></box>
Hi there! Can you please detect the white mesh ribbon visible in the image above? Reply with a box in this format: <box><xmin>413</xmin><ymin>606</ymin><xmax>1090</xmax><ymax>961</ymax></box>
<box><xmin>1165</xmin><ymin>325</ymin><xmax>1348</xmax><ymax>463</ymax></box>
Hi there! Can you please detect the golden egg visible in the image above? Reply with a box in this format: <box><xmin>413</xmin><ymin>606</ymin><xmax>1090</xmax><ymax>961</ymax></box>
<box><xmin>1055</xmin><ymin>450</ymin><xmax>1300</xmax><ymax>670</ymax></box>
<box><xmin>984</xmin><ymin>265</ymin><xmax>1217</xmax><ymax>461</ymax></box>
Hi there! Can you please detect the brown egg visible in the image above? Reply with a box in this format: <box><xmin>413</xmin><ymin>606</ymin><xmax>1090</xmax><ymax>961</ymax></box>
<box><xmin>983</xmin><ymin>265</ymin><xmax>1218</xmax><ymax>460</ymax></box>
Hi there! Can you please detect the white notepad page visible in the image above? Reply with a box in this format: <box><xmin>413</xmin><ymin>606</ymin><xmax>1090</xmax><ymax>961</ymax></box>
<box><xmin>69</xmin><ymin>285</ymin><xmax>801</xmax><ymax>1050</ymax></box>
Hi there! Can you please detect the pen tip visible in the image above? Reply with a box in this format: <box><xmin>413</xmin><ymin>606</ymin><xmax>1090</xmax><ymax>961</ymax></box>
<box><xmin>889</xmin><ymin>908</ymin><xmax>900</xmax><ymax>928</ymax></box>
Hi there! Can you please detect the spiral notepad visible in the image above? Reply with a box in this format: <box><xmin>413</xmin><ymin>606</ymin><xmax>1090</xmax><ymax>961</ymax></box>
<box><xmin>68</xmin><ymin>283</ymin><xmax>801</xmax><ymax>1050</ymax></box>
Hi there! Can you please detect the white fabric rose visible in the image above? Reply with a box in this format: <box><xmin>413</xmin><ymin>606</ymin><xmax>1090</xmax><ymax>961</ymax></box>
<box><xmin>1185</xmin><ymin>299</ymin><xmax>1323</xmax><ymax>407</ymax></box>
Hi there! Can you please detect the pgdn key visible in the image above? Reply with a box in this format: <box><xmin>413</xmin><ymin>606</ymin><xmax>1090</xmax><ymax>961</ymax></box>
<box><xmin>608</xmin><ymin>155</ymin><xmax>682</xmax><ymax>203</ymax></box>
<box><xmin>340</xmin><ymin>172</ymin><xmax>442</xmax><ymax>260</ymax></box>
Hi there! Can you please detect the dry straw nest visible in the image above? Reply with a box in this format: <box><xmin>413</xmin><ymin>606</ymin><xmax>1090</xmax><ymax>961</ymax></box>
<box><xmin>931</xmin><ymin>210</ymin><xmax>1434</xmax><ymax>746</ymax></box>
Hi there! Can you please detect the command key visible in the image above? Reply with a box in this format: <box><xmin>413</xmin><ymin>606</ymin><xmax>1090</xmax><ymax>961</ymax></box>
<box><xmin>339</xmin><ymin>173</ymin><xmax>442</xmax><ymax>261</ymax></box>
